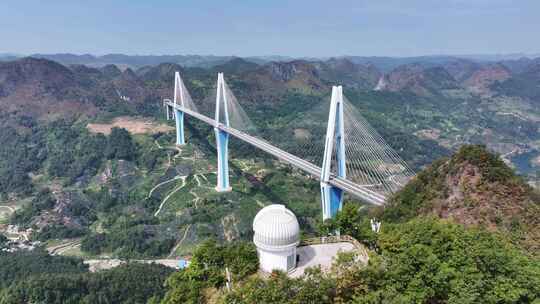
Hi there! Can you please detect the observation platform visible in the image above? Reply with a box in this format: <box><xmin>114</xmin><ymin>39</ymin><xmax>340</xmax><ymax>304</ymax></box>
<box><xmin>288</xmin><ymin>236</ymin><xmax>370</xmax><ymax>278</ymax></box>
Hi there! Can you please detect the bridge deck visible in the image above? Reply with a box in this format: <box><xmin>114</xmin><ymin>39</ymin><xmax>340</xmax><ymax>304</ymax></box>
<box><xmin>165</xmin><ymin>101</ymin><xmax>386</xmax><ymax>205</ymax></box>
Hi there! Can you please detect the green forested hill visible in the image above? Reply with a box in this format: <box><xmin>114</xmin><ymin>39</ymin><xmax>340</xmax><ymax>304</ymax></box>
<box><xmin>221</xmin><ymin>147</ymin><xmax>539</xmax><ymax>304</ymax></box>
<box><xmin>1</xmin><ymin>55</ymin><xmax>539</xmax><ymax>257</ymax></box>
<box><xmin>1</xmin><ymin>139</ymin><xmax>539</xmax><ymax>302</ymax></box>
<box><xmin>0</xmin><ymin>56</ymin><xmax>539</xmax><ymax>303</ymax></box>
<box><xmin>0</xmin><ymin>250</ymin><xmax>173</xmax><ymax>304</ymax></box>
<box><xmin>385</xmin><ymin>145</ymin><xmax>540</xmax><ymax>254</ymax></box>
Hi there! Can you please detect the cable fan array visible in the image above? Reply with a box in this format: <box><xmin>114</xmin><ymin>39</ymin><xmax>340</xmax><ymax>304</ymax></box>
<box><xmin>173</xmin><ymin>73</ymin><xmax>414</xmax><ymax>198</ymax></box>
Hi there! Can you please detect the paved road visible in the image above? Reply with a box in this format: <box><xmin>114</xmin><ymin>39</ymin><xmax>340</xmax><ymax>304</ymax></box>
<box><xmin>84</xmin><ymin>259</ymin><xmax>180</xmax><ymax>272</ymax></box>
<box><xmin>47</xmin><ymin>239</ymin><xmax>82</xmax><ymax>255</ymax></box>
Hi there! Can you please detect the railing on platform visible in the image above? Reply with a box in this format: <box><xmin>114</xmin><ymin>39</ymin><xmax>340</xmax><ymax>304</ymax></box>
<box><xmin>300</xmin><ymin>235</ymin><xmax>370</xmax><ymax>259</ymax></box>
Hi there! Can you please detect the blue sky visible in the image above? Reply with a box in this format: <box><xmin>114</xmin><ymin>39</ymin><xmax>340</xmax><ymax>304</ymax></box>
<box><xmin>1</xmin><ymin>0</ymin><xmax>539</xmax><ymax>57</ymax></box>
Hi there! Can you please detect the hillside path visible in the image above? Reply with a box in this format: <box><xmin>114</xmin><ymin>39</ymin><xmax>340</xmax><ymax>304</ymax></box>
<box><xmin>154</xmin><ymin>176</ymin><xmax>187</xmax><ymax>217</ymax></box>
<box><xmin>147</xmin><ymin>175</ymin><xmax>183</xmax><ymax>199</ymax></box>
<box><xmin>168</xmin><ymin>224</ymin><xmax>192</xmax><ymax>258</ymax></box>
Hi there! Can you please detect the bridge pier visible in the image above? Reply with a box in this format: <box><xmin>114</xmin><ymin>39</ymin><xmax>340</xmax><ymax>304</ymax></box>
<box><xmin>175</xmin><ymin>109</ymin><xmax>185</xmax><ymax>145</ymax></box>
<box><xmin>321</xmin><ymin>184</ymin><xmax>344</xmax><ymax>220</ymax></box>
<box><xmin>321</xmin><ymin>86</ymin><xmax>346</xmax><ymax>220</ymax></box>
<box><xmin>215</xmin><ymin>73</ymin><xmax>232</xmax><ymax>192</ymax></box>
<box><xmin>215</xmin><ymin>128</ymin><xmax>232</xmax><ymax>192</ymax></box>
<box><xmin>165</xmin><ymin>102</ymin><xmax>171</xmax><ymax>120</ymax></box>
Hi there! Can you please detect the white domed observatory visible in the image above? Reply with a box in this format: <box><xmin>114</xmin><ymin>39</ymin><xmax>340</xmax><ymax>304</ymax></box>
<box><xmin>253</xmin><ymin>204</ymin><xmax>300</xmax><ymax>273</ymax></box>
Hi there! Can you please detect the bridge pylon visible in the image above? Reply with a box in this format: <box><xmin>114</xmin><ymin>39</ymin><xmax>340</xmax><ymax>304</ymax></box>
<box><xmin>215</xmin><ymin>73</ymin><xmax>232</xmax><ymax>192</ymax></box>
<box><xmin>320</xmin><ymin>86</ymin><xmax>346</xmax><ymax>220</ymax></box>
<box><xmin>164</xmin><ymin>99</ymin><xmax>172</xmax><ymax>120</ymax></box>
<box><xmin>174</xmin><ymin>72</ymin><xmax>186</xmax><ymax>145</ymax></box>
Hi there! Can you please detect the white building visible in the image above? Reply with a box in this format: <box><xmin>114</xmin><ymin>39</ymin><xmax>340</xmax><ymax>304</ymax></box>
<box><xmin>253</xmin><ymin>204</ymin><xmax>300</xmax><ymax>273</ymax></box>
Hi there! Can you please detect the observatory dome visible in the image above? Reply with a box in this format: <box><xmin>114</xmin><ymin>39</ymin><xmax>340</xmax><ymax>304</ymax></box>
<box><xmin>253</xmin><ymin>204</ymin><xmax>300</xmax><ymax>249</ymax></box>
<box><xmin>253</xmin><ymin>205</ymin><xmax>300</xmax><ymax>273</ymax></box>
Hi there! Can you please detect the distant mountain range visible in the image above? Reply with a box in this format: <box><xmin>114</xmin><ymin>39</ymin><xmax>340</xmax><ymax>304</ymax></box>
<box><xmin>1</xmin><ymin>54</ymin><xmax>539</xmax><ymax>176</ymax></box>
<box><xmin>1</xmin><ymin>53</ymin><xmax>539</xmax><ymax>71</ymax></box>
<box><xmin>1</xmin><ymin>54</ymin><xmax>539</xmax><ymax>119</ymax></box>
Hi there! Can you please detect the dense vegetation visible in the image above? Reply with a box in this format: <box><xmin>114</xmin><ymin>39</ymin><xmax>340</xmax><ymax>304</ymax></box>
<box><xmin>11</xmin><ymin>189</ymin><xmax>57</xmax><ymax>227</ymax></box>
<box><xmin>2</xmin><ymin>146</ymin><xmax>540</xmax><ymax>304</ymax></box>
<box><xmin>1</xmin><ymin>57</ymin><xmax>540</xmax><ymax>303</ymax></box>
<box><xmin>221</xmin><ymin>216</ymin><xmax>540</xmax><ymax>304</ymax></box>
<box><xmin>0</xmin><ymin>250</ymin><xmax>172</xmax><ymax>304</ymax></box>
<box><xmin>0</xmin><ymin>122</ymin><xmax>42</xmax><ymax>196</ymax></box>
<box><xmin>0</xmin><ymin>249</ymin><xmax>88</xmax><ymax>290</ymax></box>
<box><xmin>161</xmin><ymin>239</ymin><xmax>258</xmax><ymax>303</ymax></box>
<box><xmin>80</xmin><ymin>214</ymin><xmax>176</xmax><ymax>258</ymax></box>
<box><xmin>2</xmin><ymin>117</ymin><xmax>176</xmax><ymax>255</ymax></box>
<box><xmin>0</xmin><ymin>240</ymin><xmax>257</xmax><ymax>303</ymax></box>
<box><xmin>0</xmin><ymin>235</ymin><xmax>6</xmax><ymax>249</ymax></box>
<box><xmin>1</xmin><ymin>110</ymin><xmax>327</xmax><ymax>258</ymax></box>
<box><xmin>217</xmin><ymin>147</ymin><xmax>540</xmax><ymax>303</ymax></box>
<box><xmin>358</xmin><ymin>218</ymin><xmax>540</xmax><ymax>303</ymax></box>
<box><xmin>223</xmin><ymin>268</ymin><xmax>335</xmax><ymax>304</ymax></box>
<box><xmin>0</xmin><ymin>116</ymin><xmax>145</xmax><ymax>198</ymax></box>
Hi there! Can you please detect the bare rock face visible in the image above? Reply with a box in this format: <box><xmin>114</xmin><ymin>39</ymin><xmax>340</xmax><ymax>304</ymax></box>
<box><xmin>0</xmin><ymin>57</ymin><xmax>155</xmax><ymax>120</ymax></box>
<box><xmin>316</xmin><ymin>58</ymin><xmax>381</xmax><ymax>90</ymax></box>
<box><xmin>373</xmin><ymin>75</ymin><xmax>387</xmax><ymax>91</ymax></box>
<box><xmin>377</xmin><ymin>64</ymin><xmax>459</xmax><ymax>96</ymax></box>
<box><xmin>265</xmin><ymin>60</ymin><xmax>324</xmax><ymax>93</ymax></box>
<box><xmin>95</xmin><ymin>160</ymin><xmax>139</xmax><ymax>187</ymax></box>
<box><xmin>239</xmin><ymin>60</ymin><xmax>325</xmax><ymax>99</ymax></box>
<box><xmin>463</xmin><ymin>63</ymin><xmax>511</xmax><ymax>96</ymax></box>
<box><xmin>443</xmin><ymin>59</ymin><xmax>481</xmax><ymax>82</ymax></box>
<box><xmin>0</xmin><ymin>57</ymin><xmax>95</xmax><ymax>118</ymax></box>
<box><xmin>267</xmin><ymin>61</ymin><xmax>318</xmax><ymax>83</ymax></box>
<box><xmin>490</xmin><ymin>59</ymin><xmax>540</xmax><ymax>101</ymax></box>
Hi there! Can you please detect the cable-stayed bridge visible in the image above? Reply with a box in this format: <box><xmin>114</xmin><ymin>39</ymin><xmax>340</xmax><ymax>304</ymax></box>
<box><xmin>164</xmin><ymin>72</ymin><xmax>415</xmax><ymax>220</ymax></box>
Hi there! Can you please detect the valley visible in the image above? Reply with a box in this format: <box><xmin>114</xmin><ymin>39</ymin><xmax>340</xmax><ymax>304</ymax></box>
<box><xmin>0</xmin><ymin>53</ymin><xmax>538</xmax><ymax>268</ymax></box>
<box><xmin>3</xmin><ymin>1</ymin><xmax>540</xmax><ymax>302</ymax></box>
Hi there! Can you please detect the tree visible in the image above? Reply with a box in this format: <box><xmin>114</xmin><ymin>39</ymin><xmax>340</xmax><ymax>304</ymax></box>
<box><xmin>161</xmin><ymin>240</ymin><xmax>259</xmax><ymax>304</ymax></box>
<box><xmin>221</xmin><ymin>268</ymin><xmax>335</xmax><ymax>304</ymax></box>
<box><xmin>0</xmin><ymin>263</ymin><xmax>172</xmax><ymax>304</ymax></box>
<box><xmin>319</xmin><ymin>203</ymin><xmax>378</xmax><ymax>248</ymax></box>
<box><xmin>106</xmin><ymin>127</ymin><xmax>137</xmax><ymax>160</ymax></box>
<box><xmin>349</xmin><ymin>218</ymin><xmax>540</xmax><ymax>304</ymax></box>
<box><xmin>223</xmin><ymin>242</ymin><xmax>258</xmax><ymax>280</ymax></box>
<box><xmin>0</xmin><ymin>235</ymin><xmax>7</xmax><ymax>249</ymax></box>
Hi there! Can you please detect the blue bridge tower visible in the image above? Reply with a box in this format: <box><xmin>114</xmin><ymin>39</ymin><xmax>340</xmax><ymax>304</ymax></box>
<box><xmin>215</xmin><ymin>73</ymin><xmax>232</xmax><ymax>192</ymax></box>
<box><xmin>320</xmin><ymin>86</ymin><xmax>346</xmax><ymax>220</ymax></box>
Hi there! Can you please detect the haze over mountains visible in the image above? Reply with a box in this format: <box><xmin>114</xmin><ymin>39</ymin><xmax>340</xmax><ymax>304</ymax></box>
<box><xmin>1</xmin><ymin>52</ymin><xmax>540</xmax><ymax>70</ymax></box>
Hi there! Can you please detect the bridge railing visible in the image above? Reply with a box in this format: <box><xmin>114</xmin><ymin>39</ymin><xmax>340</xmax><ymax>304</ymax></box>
<box><xmin>164</xmin><ymin>101</ymin><xmax>387</xmax><ymax>206</ymax></box>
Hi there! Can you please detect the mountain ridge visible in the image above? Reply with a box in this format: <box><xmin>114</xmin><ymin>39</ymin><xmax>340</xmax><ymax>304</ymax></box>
<box><xmin>385</xmin><ymin>145</ymin><xmax>540</xmax><ymax>254</ymax></box>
